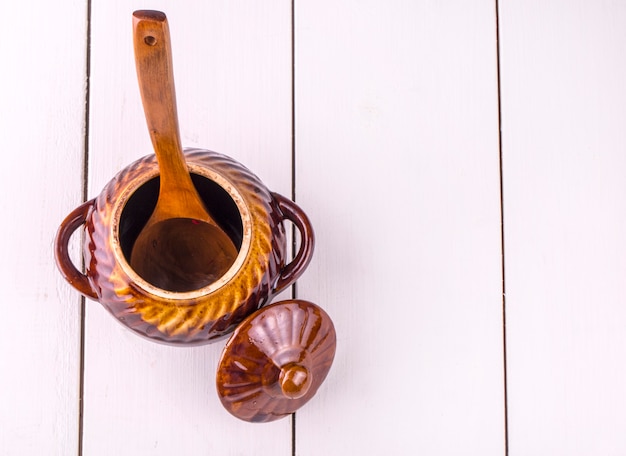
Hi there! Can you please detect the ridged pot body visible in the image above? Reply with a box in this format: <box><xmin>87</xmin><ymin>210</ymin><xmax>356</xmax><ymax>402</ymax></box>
<box><xmin>56</xmin><ymin>149</ymin><xmax>313</xmax><ymax>345</ymax></box>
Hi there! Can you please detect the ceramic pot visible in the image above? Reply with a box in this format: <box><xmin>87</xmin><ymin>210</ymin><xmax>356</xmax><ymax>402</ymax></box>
<box><xmin>55</xmin><ymin>148</ymin><xmax>314</xmax><ymax>346</ymax></box>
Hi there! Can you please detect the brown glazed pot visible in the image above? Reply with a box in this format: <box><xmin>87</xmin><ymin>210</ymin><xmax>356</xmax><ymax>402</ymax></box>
<box><xmin>55</xmin><ymin>148</ymin><xmax>314</xmax><ymax>346</ymax></box>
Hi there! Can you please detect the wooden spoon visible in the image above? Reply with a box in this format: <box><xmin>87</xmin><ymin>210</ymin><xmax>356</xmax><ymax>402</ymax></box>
<box><xmin>129</xmin><ymin>10</ymin><xmax>238</xmax><ymax>292</ymax></box>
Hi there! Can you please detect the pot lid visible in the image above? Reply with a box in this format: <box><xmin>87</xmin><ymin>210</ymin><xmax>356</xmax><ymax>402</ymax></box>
<box><xmin>216</xmin><ymin>299</ymin><xmax>336</xmax><ymax>422</ymax></box>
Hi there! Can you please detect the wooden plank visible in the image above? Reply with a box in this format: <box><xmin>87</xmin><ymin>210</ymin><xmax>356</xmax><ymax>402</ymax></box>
<box><xmin>499</xmin><ymin>1</ymin><xmax>626</xmax><ymax>454</ymax></box>
<box><xmin>84</xmin><ymin>1</ymin><xmax>293</xmax><ymax>454</ymax></box>
<box><xmin>0</xmin><ymin>1</ymin><xmax>87</xmax><ymax>454</ymax></box>
<box><xmin>294</xmin><ymin>1</ymin><xmax>505</xmax><ymax>454</ymax></box>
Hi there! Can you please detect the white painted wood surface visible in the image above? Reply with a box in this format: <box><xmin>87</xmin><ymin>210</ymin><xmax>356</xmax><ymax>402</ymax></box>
<box><xmin>2</xmin><ymin>1</ymin><xmax>626</xmax><ymax>455</ymax></box>
<box><xmin>294</xmin><ymin>1</ymin><xmax>505</xmax><ymax>454</ymax></box>
<box><xmin>0</xmin><ymin>1</ymin><xmax>87</xmax><ymax>455</ymax></box>
<box><xmin>499</xmin><ymin>1</ymin><xmax>626</xmax><ymax>454</ymax></box>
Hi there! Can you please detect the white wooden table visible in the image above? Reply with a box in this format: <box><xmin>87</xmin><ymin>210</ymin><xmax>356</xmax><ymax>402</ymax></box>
<box><xmin>2</xmin><ymin>1</ymin><xmax>626</xmax><ymax>454</ymax></box>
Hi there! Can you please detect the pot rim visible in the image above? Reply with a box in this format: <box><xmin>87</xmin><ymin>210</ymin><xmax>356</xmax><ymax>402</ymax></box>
<box><xmin>109</xmin><ymin>160</ymin><xmax>253</xmax><ymax>301</ymax></box>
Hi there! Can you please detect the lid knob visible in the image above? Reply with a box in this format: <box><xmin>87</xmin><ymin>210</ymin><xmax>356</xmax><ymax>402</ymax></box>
<box><xmin>279</xmin><ymin>363</ymin><xmax>312</xmax><ymax>399</ymax></box>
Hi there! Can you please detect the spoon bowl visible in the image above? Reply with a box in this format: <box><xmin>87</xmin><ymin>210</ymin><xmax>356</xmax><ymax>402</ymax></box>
<box><xmin>131</xmin><ymin>218</ymin><xmax>237</xmax><ymax>292</ymax></box>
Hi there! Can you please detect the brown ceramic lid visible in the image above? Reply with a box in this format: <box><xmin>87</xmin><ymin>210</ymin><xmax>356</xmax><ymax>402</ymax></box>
<box><xmin>216</xmin><ymin>299</ymin><xmax>336</xmax><ymax>422</ymax></box>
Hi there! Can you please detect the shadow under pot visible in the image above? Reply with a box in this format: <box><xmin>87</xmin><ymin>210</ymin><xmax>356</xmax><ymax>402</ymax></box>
<box><xmin>55</xmin><ymin>148</ymin><xmax>314</xmax><ymax>345</ymax></box>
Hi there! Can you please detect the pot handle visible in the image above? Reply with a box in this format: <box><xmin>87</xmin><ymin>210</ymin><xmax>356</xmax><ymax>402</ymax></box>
<box><xmin>54</xmin><ymin>200</ymin><xmax>99</xmax><ymax>300</ymax></box>
<box><xmin>272</xmin><ymin>193</ymin><xmax>315</xmax><ymax>295</ymax></box>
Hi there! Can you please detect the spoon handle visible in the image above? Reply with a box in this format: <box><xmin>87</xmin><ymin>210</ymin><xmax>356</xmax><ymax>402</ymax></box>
<box><xmin>132</xmin><ymin>10</ymin><xmax>197</xmax><ymax>208</ymax></box>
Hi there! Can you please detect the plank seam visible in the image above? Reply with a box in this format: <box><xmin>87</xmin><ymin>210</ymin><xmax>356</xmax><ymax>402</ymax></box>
<box><xmin>494</xmin><ymin>0</ymin><xmax>509</xmax><ymax>454</ymax></box>
<box><xmin>290</xmin><ymin>1</ymin><xmax>298</xmax><ymax>455</ymax></box>
<box><xmin>78</xmin><ymin>0</ymin><xmax>93</xmax><ymax>454</ymax></box>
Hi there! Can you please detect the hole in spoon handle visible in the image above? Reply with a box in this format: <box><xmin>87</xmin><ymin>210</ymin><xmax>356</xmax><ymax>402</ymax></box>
<box><xmin>144</xmin><ymin>35</ymin><xmax>157</xmax><ymax>46</ymax></box>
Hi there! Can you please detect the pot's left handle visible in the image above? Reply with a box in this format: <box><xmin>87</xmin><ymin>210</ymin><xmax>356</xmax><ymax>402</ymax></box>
<box><xmin>54</xmin><ymin>200</ymin><xmax>99</xmax><ymax>300</ymax></box>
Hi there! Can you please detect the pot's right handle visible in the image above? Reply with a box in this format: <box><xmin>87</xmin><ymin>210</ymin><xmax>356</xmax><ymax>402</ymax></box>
<box><xmin>272</xmin><ymin>193</ymin><xmax>315</xmax><ymax>295</ymax></box>
<box><xmin>54</xmin><ymin>200</ymin><xmax>99</xmax><ymax>300</ymax></box>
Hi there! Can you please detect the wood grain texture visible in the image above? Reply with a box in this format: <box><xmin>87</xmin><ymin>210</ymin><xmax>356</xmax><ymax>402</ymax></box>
<box><xmin>294</xmin><ymin>1</ymin><xmax>505</xmax><ymax>454</ymax></box>
<box><xmin>0</xmin><ymin>1</ymin><xmax>87</xmax><ymax>454</ymax></box>
<box><xmin>84</xmin><ymin>1</ymin><xmax>293</xmax><ymax>454</ymax></box>
<box><xmin>499</xmin><ymin>1</ymin><xmax>626</xmax><ymax>454</ymax></box>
